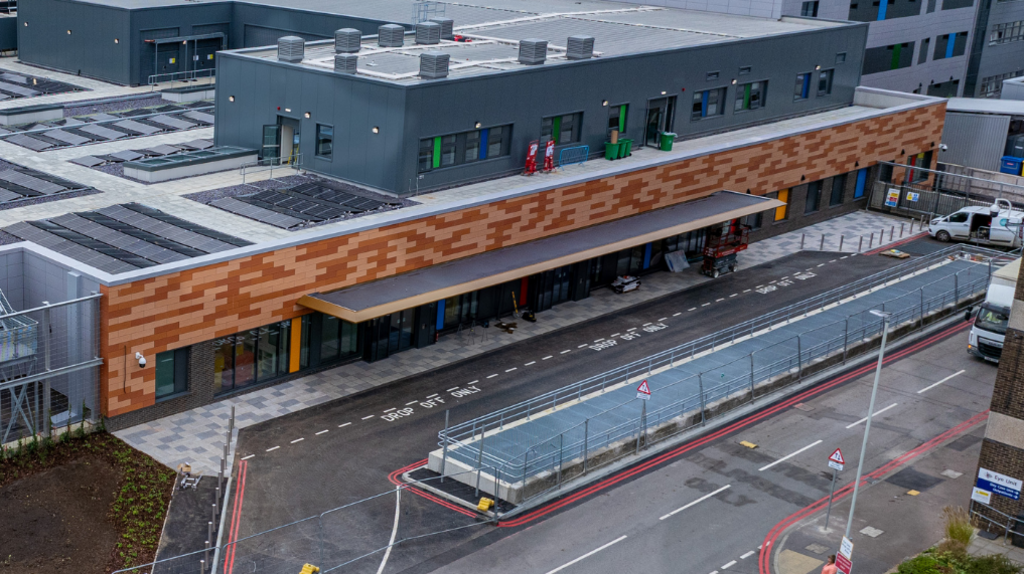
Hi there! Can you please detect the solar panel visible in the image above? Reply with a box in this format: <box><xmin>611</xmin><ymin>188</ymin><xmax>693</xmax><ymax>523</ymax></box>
<box><xmin>4</xmin><ymin>222</ymin><xmax>138</xmax><ymax>275</ymax></box>
<box><xmin>0</xmin><ymin>189</ymin><xmax>22</xmax><ymax>203</ymax></box>
<box><xmin>89</xmin><ymin>113</ymin><xmax>119</xmax><ymax>121</ymax></box>
<box><xmin>79</xmin><ymin>124</ymin><xmax>126</xmax><ymax>140</ymax></box>
<box><xmin>23</xmin><ymin>170</ymin><xmax>89</xmax><ymax>191</ymax></box>
<box><xmin>51</xmin><ymin>213</ymin><xmax>189</xmax><ymax>265</ymax></box>
<box><xmin>1</xmin><ymin>73</ymin><xmax>26</xmax><ymax>84</ymax></box>
<box><xmin>60</xmin><ymin>118</ymin><xmax>85</xmax><ymax>127</ymax></box>
<box><xmin>0</xmin><ymin>81</ymin><xmax>40</xmax><ymax>98</ymax></box>
<box><xmin>156</xmin><ymin>104</ymin><xmax>185</xmax><ymax>113</ymax></box>
<box><xmin>0</xmin><ymin>94</ymin><xmax>10</xmax><ymax>102</ymax></box>
<box><xmin>211</xmin><ymin>197</ymin><xmax>304</xmax><ymax>229</ymax></box>
<box><xmin>43</xmin><ymin>129</ymin><xmax>91</xmax><ymax>146</ymax></box>
<box><xmin>183</xmin><ymin>111</ymin><xmax>215</xmax><ymax>124</ymax></box>
<box><xmin>144</xmin><ymin>144</ymin><xmax>183</xmax><ymax>156</ymax></box>
<box><xmin>149</xmin><ymin>115</ymin><xmax>196</xmax><ymax>130</ymax></box>
<box><xmin>109</xmin><ymin>150</ymin><xmax>144</xmax><ymax>162</ymax></box>
<box><xmin>5</xmin><ymin>134</ymin><xmax>53</xmax><ymax>151</ymax></box>
<box><xmin>178</xmin><ymin>139</ymin><xmax>215</xmax><ymax>150</ymax></box>
<box><xmin>29</xmin><ymin>220</ymin><xmax>156</xmax><ymax>268</ymax></box>
<box><xmin>0</xmin><ymin>127</ymin><xmax>11</xmax><ymax>136</ymax></box>
<box><xmin>70</xmin><ymin>156</ymin><xmax>106</xmax><ymax>168</ymax></box>
<box><xmin>76</xmin><ymin>212</ymin><xmax>207</xmax><ymax>257</ymax></box>
<box><xmin>0</xmin><ymin>171</ymin><xmax>67</xmax><ymax>195</ymax></box>
<box><xmin>122</xmin><ymin>203</ymin><xmax>253</xmax><ymax>247</ymax></box>
<box><xmin>113</xmin><ymin>120</ymin><xmax>163</xmax><ymax>136</ymax></box>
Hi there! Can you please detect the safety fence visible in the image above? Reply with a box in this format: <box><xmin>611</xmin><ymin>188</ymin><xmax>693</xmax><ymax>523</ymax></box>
<box><xmin>869</xmin><ymin>161</ymin><xmax>1024</xmax><ymax>220</ymax></box>
<box><xmin>148</xmin><ymin>68</ymin><xmax>216</xmax><ymax>88</ymax></box>
<box><xmin>436</xmin><ymin>245</ymin><xmax>1009</xmax><ymax>506</ymax></box>
<box><xmin>558</xmin><ymin>145</ymin><xmax>590</xmax><ymax>169</ymax></box>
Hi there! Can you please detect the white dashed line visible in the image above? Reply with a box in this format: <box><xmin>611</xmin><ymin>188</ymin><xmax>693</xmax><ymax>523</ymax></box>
<box><xmin>659</xmin><ymin>485</ymin><xmax>731</xmax><ymax>520</ymax></box>
<box><xmin>594</xmin><ymin>338</ymin><xmax>605</xmax><ymax>343</ymax></box>
<box><xmin>545</xmin><ymin>536</ymin><xmax>628</xmax><ymax>574</ymax></box>
<box><xmin>688</xmin><ymin>307</ymin><xmax>696</xmax><ymax>312</ymax></box>
<box><xmin>841</xmin><ymin>255</ymin><xmax>849</xmax><ymax>259</ymax></box>
<box><xmin>446</xmin><ymin>387</ymin><xmax>460</xmax><ymax>392</ymax></box>
<box><xmin>729</xmin><ymin>294</ymin><xmax>737</xmax><ymax>298</ymax></box>
<box><xmin>487</xmin><ymin>373</ymin><xmax>499</xmax><ymax>378</ymax></box>
<box><xmin>384</xmin><ymin>408</ymin><xmax>396</xmax><ymax>413</ymax></box>
<box><xmin>627</xmin><ymin>327</ymin><xmax>637</xmax><ymax>332</ymax></box>
<box><xmin>506</xmin><ymin>367</ymin><xmax>518</xmax><ymax>372</ymax></box>
<box><xmin>610</xmin><ymin>333</ymin><xmax>621</xmax><ymax>337</ymax></box>
<box><xmin>468</xmin><ymin>380</ymin><xmax>479</xmax><ymax>385</ymax></box>
<box><xmin>241</xmin><ymin>454</ymin><xmax>255</xmax><ymax>461</ymax></box>
<box><xmin>755</xmin><ymin>285</ymin><xmax>763</xmax><ymax>289</ymax></box>
<box><xmin>542</xmin><ymin>356</ymin><xmax>553</xmax><ymax>360</ymax></box>
<box><xmin>673</xmin><ymin>312</ymin><xmax>682</xmax><ymax>317</ymax></box>
<box><xmin>759</xmin><ymin>440</ymin><xmax>823</xmax><ymax>471</ymax></box>
<box><xmin>291</xmin><ymin>438</ymin><xmax>304</xmax><ymax>444</ymax></box>
<box><xmin>578</xmin><ymin>344</ymin><xmax>588</xmax><ymax>348</ymax></box>
<box><xmin>338</xmin><ymin>422</ymin><xmax>351</xmax><ymax>428</ymax></box>
<box><xmin>743</xmin><ymin>289</ymin><xmax>751</xmax><ymax>293</ymax></box>
<box><xmin>740</xmin><ymin>551</ymin><xmax>755</xmax><ymax>560</ymax></box>
<box><xmin>658</xmin><ymin>317</ymin><xmax>667</xmax><ymax>322</ymax></box>
<box><xmin>918</xmin><ymin>370</ymin><xmax>965</xmax><ymax>394</ymax></box>
<box><xmin>643</xmin><ymin>322</ymin><xmax>652</xmax><ymax>326</ymax></box>
<box><xmin>316</xmin><ymin>430</ymin><xmax>329</xmax><ymax>436</ymax></box>
<box><xmin>716</xmin><ymin>298</ymin><xmax>725</xmax><ymax>302</ymax></box>
<box><xmin>362</xmin><ymin>415</ymin><xmax>375</xmax><ymax>420</ymax></box>
<box><xmin>266</xmin><ymin>446</ymin><xmax>280</xmax><ymax>452</ymax></box>
<box><xmin>829</xmin><ymin>259</ymin><xmax>837</xmax><ymax>263</ymax></box>
<box><xmin>817</xmin><ymin>263</ymin><xmax>825</xmax><ymax>267</ymax></box>
<box><xmin>525</xmin><ymin>361</ymin><xmax>536</xmax><ymax>366</ymax></box>
<box><xmin>427</xmin><ymin>394</ymin><xmax>439</xmax><ymax>398</ymax></box>
<box><xmin>560</xmin><ymin>349</ymin><xmax>571</xmax><ymax>354</ymax></box>
<box><xmin>722</xmin><ymin>561</ymin><xmax>737</xmax><ymax>569</ymax></box>
<box><xmin>701</xmin><ymin>302</ymin><xmax>711</xmax><ymax>307</ymax></box>
<box><xmin>846</xmin><ymin>403</ymin><xmax>898</xmax><ymax>428</ymax></box>
<box><xmin>405</xmin><ymin>400</ymin><xmax>418</xmax><ymax>405</ymax></box>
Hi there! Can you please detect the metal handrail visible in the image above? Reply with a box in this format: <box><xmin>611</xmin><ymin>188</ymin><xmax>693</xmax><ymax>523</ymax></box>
<box><xmin>239</xmin><ymin>154</ymin><xmax>304</xmax><ymax>183</ymax></box>
<box><xmin>147</xmin><ymin>68</ymin><xmax>216</xmax><ymax>88</ymax></box>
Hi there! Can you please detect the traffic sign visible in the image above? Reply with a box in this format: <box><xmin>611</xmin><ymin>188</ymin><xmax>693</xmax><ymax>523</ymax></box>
<box><xmin>840</xmin><ymin>536</ymin><xmax>854</xmax><ymax>559</ymax></box>
<box><xmin>636</xmin><ymin>379</ymin><xmax>651</xmax><ymax>400</ymax></box>
<box><xmin>836</xmin><ymin>552</ymin><xmax>852</xmax><ymax>574</ymax></box>
<box><xmin>829</xmin><ymin>448</ymin><xmax>845</xmax><ymax>471</ymax></box>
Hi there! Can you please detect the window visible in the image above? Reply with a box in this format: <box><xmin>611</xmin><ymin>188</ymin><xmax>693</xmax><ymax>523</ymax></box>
<box><xmin>981</xmin><ymin>70</ymin><xmax>1024</xmax><ymax>97</ymax></box>
<box><xmin>934</xmin><ymin>32</ymin><xmax>968</xmax><ymax>59</ymax></box>
<box><xmin>734</xmin><ymin>81</ymin><xmax>767</xmax><ymax>111</ymax></box>
<box><xmin>155</xmin><ymin>348</ymin><xmax>189</xmax><ymax>399</ymax></box>
<box><xmin>836</xmin><ymin>52</ymin><xmax>847</xmax><ymax>64</ymax></box>
<box><xmin>817</xmin><ymin>69</ymin><xmax>834</xmax><ymax>95</ymax></box>
<box><xmin>315</xmin><ymin>124</ymin><xmax>333</xmax><ymax>159</ymax></box>
<box><xmin>320</xmin><ymin>314</ymin><xmax>359</xmax><ymax>363</ymax></box>
<box><xmin>706</xmin><ymin>71</ymin><xmax>720</xmax><ymax>81</ymax></box>
<box><xmin>830</xmin><ymin>174</ymin><xmax>847</xmax><ymax>206</ymax></box>
<box><xmin>773</xmin><ymin>189</ymin><xmax>789</xmax><ymax>221</ymax></box>
<box><xmin>906</xmin><ymin>151</ymin><xmax>932</xmax><ymax>183</ymax></box>
<box><xmin>541</xmin><ymin>112</ymin><xmax>583</xmax><ymax>146</ymax></box>
<box><xmin>863</xmin><ymin>43</ymin><xmax>914</xmax><ymax>74</ymax></box>
<box><xmin>417</xmin><ymin>124</ymin><xmax>513</xmax><ymax>173</ymax></box>
<box><xmin>804</xmin><ymin>181</ymin><xmax>822</xmax><ymax>214</ymax></box>
<box><xmin>739</xmin><ymin>66</ymin><xmax>752</xmax><ymax>75</ymax></box>
<box><xmin>990</xmin><ymin>21</ymin><xmax>1024</xmax><ymax>45</ymax></box>
<box><xmin>801</xmin><ymin>0</ymin><xmax>820</xmax><ymax>15</ymax></box>
<box><xmin>214</xmin><ymin>321</ymin><xmax>291</xmax><ymax>394</ymax></box>
<box><xmin>919</xmin><ymin>38</ymin><xmax>930</xmax><ymax>63</ymax></box>
<box><xmin>948</xmin><ymin>212</ymin><xmax>968</xmax><ymax>223</ymax></box>
<box><xmin>608</xmin><ymin>105</ymin><xmax>628</xmax><ymax>136</ymax></box>
<box><xmin>744</xmin><ymin>211</ymin><xmax>763</xmax><ymax>230</ymax></box>
<box><xmin>794</xmin><ymin>73</ymin><xmax>812</xmax><ymax>100</ymax></box>
<box><xmin>691</xmin><ymin>88</ymin><xmax>727</xmax><ymax>120</ymax></box>
<box><xmin>942</xmin><ymin>0</ymin><xmax>973</xmax><ymax>8</ymax></box>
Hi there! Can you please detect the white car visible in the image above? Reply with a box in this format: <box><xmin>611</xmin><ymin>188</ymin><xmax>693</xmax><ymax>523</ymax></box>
<box><xmin>929</xmin><ymin>200</ymin><xmax>1023</xmax><ymax>248</ymax></box>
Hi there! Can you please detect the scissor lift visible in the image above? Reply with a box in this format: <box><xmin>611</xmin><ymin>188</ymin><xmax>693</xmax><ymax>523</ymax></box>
<box><xmin>701</xmin><ymin>223</ymin><xmax>750</xmax><ymax>278</ymax></box>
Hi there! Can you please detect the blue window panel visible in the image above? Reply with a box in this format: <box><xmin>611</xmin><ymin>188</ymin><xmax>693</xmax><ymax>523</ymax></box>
<box><xmin>701</xmin><ymin>91</ymin><xmax>709</xmax><ymax>117</ymax></box>
<box><xmin>643</xmin><ymin>243</ymin><xmax>652</xmax><ymax>269</ymax></box>
<box><xmin>945</xmin><ymin>33</ymin><xmax>956</xmax><ymax>58</ymax></box>
<box><xmin>436</xmin><ymin>299</ymin><xmax>446</xmax><ymax>331</ymax></box>
<box><xmin>877</xmin><ymin>0</ymin><xmax>888</xmax><ymax>20</ymax></box>
<box><xmin>854</xmin><ymin>168</ymin><xmax>868</xmax><ymax>198</ymax></box>
<box><xmin>479</xmin><ymin>129</ymin><xmax>489</xmax><ymax>160</ymax></box>
<box><xmin>802</xmin><ymin>74</ymin><xmax>811</xmax><ymax>98</ymax></box>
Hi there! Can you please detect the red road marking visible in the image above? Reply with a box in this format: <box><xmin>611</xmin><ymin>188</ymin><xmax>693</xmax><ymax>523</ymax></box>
<box><xmin>387</xmin><ymin>321</ymin><xmax>970</xmax><ymax>528</ymax></box>
<box><xmin>387</xmin><ymin>459</ymin><xmax>479</xmax><ymax>518</ymax></box>
<box><xmin>225</xmin><ymin>459</ymin><xmax>248</xmax><ymax>574</ymax></box>
<box><xmin>862</xmin><ymin>231</ymin><xmax>928</xmax><ymax>256</ymax></box>
<box><xmin>758</xmin><ymin>408</ymin><xmax>989</xmax><ymax>574</ymax></box>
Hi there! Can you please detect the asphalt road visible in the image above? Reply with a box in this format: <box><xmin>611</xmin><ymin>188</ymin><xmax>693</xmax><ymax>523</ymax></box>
<box><xmin>223</xmin><ymin>239</ymin><xmax>965</xmax><ymax>574</ymax></box>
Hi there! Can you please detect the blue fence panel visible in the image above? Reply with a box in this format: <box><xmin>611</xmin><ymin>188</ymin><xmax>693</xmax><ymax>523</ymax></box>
<box><xmin>558</xmin><ymin>145</ymin><xmax>589</xmax><ymax>169</ymax></box>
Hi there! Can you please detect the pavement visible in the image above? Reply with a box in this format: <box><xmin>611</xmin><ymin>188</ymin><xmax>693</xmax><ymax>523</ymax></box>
<box><xmin>115</xmin><ymin>210</ymin><xmax>922</xmax><ymax>476</ymax></box>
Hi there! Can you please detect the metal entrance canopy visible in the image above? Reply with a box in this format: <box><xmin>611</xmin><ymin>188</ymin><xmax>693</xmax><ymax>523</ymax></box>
<box><xmin>299</xmin><ymin>191</ymin><xmax>782</xmax><ymax>322</ymax></box>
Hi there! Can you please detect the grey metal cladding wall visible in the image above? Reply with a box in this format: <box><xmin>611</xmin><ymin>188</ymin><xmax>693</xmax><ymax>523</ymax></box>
<box><xmin>939</xmin><ymin>112</ymin><xmax>1010</xmax><ymax>171</ymax></box>
<box><xmin>0</xmin><ymin>17</ymin><xmax>17</xmax><ymax>52</ymax></box>
<box><xmin>215</xmin><ymin>53</ymin><xmax>408</xmax><ymax>191</ymax></box>
<box><xmin>130</xmin><ymin>4</ymin><xmax>232</xmax><ymax>85</ymax></box>
<box><xmin>229</xmin><ymin>4</ymin><xmax>392</xmax><ymax>49</ymax></box>
<box><xmin>18</xmin><ymin>0</ymin><xmax>131</xmax><ymax>84</ymax></box>
<box><xmin>973</xmin><ymin>1</ymin><xmax>1024</xmax><ymax>91</ymax></box>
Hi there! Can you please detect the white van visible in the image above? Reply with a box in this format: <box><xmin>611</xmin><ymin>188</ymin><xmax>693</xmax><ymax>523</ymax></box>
<box><xmin>967</xmin><ymin>257</ymin><xmax>1019</xmax><ymax>362</ymax></box>
<box><xmin>929</xmin><ymin>199</ymin><xmax>1024</xmax><ymax>248</ymax></box>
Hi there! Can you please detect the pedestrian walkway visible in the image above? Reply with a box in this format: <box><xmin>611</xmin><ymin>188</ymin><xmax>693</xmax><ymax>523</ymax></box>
<box><xmin>113</xmin><ymin>209</ymin><xmax>920</xmax><ymax>475</ymax></box>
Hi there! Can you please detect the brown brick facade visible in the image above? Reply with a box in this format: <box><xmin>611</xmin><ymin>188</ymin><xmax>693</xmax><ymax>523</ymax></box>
<box><xmin>976</xmin><ymin>438</ymin><xmax>1024</xmax><ymax>529</ymax></box>
<box><xmin>100</xmin><ymin>102</ymin><xmax>946</xmax><ymax>417</ymax></box>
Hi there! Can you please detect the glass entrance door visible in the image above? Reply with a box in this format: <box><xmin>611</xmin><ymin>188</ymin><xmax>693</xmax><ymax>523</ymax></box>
<box><xmin>645</xmin><ymin>97</ymin><xmax>676</xmax><ymax>147</ymax></box>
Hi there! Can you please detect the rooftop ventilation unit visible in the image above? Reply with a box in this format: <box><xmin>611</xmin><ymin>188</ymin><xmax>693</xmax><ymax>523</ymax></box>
<box><xmin>416</xmin><ymin>21</ymin><xmax>441</xmax><ymax>45</ymax></box>
<box><xmin>378</xmin><ymin>24</ymin><xmax>406</xmax><ymax>47</ymax></box>
<box><xmin>566</xmin><ymin>35</ymin><xmax>595</xmax><ymax>60</ymax></box>
<box><xmin>277</xmin><ymin>36</ymin><xmax>305</xmax><ymax>63</ymax></box>
<box><xmin>334</xmin><ymin>54</ymin><xmax>358</xmax><ymax>74</ymax></box>
<box><xmin>420</xmin><ymin>52</ymin><xmax>450</xmax><ymax>79</ymax></box>
<box><xmin>335</xmin><ymin>28</ymin><xmax>361</xmax><ymax>53</ymax></box>
<box><xmin>429</xmin><ymin>17</ymin><xmax>454</xmax><ymax>40</ymax></box>
<box><xmin>518</xmin><ymin>38</ymin><xmax>547</xmax><ymax>65</ymax></box>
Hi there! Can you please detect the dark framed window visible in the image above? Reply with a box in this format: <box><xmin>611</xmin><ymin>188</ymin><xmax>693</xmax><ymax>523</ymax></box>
<box><xmin>801</xmin><ymin>1</ymin><xmax>820</xmax><ymax>15</ymax></box>
<box><xmin>745</xmin><ymin>211</ymin><xmax>763</xmax><ymax>230</ymax></box>
<box><xmin>155</xmin><ymin>347</ymin><xmax>189</xmax><ymax>399</ymax></box>
<box><xmin>417</xmin><ymin>124</ymin><xmax>513</xmax><ymax>173</ymax></box>
<box><xmin>706</xmin><ymin>71</ymin><xmax>720</xmax><ymax>81</ymax></box>
<box><xmin>919</xmin><ymin>37</ymin><xmax>930</xmax><ymax>63</ymax></box>
<box><xmin>320</xmin><ymin>314</ymin><xmax>359</xmax><ymax>363</ymax></box>
<box><xmin>817</xmin><ymin>69</ymin><xmax>834</xmax><ymax>96</ymax></box>
<box><xmin>836</xmin><ymin>52</ymin><xmax>847</xmax><ymax>64</ymax></box>
<box><xmin>735</xmin><ymin>81</ymin><xmax>767</xmax><ymax>111</ymax></box>
<box><xmin>830</xmin><ymin>174</ymin><xmax>847</xmax><ymax>206</ymax></box>
<box><xmin>214</xmin><ymin>321</ymin><xmax>291</xmax><ymax>395</ymax></box>
<box><xmin>804</xmin><ymin>181</ymin><xmax>822</xmax><ymax>214</ymax></box>
<box><xmin>541</xmin><ymin>112</ymin><xmax>583</xmax><ymax>146</ymax></box>
<box><xmin>691</xmin><ymin>87</ymin><xmax>727</xmax><ymax>120</ymax></box>
<box><xmin>739</xmin><ymin>66</ymin><xmax>752</xmax><ymax>75</ymax></box>
<box><xmin>794</xmin><ymin>73</ymin><xmax>812</xmax><ymax>100</ymax></box>
<box><xmin>906</xmin><ymin>151</ymin><xmax>932</xmax><ymax>183</ymax></box>
<box><xmin>315</xmin><ymin>124</ymin><xmax>333</xmax><ymax>159</ymax></box>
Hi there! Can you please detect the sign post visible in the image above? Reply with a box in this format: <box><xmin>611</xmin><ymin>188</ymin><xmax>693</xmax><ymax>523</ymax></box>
<box><xmin>824</xmin><ymin>448</ymin><xmax>845</xmax><ymax>531</ymax></box>
<box><xmin>636</xmin><ymin>380</ymin><xmax>651</xmax><ymax>452</ymax></box>
<box><xmin>835</xmin><ymin>536</ymin><xmax>854</xmax><ymax>574</ymax></box>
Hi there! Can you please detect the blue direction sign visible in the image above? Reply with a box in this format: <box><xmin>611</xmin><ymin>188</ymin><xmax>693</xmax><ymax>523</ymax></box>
<box><xmin>977</xmin><ymin>468</ymin><xmax>1023</xmax><ymax>500</ymax></box>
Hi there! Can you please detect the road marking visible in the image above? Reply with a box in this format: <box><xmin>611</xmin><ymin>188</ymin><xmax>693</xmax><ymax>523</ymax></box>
<box><xmin>817</xmin><ymin>263</ymin><xmax>825</xmax><ymax>267</ymax></box>
<box><xmin>375</xmin><ymin>485</ymin><xmax>402</xmax><ymax>574</ymax></box>
<box><xmin>446</xmin><ymin>387</ymin><xmax>460</xmax><ymax>392</ymax></box>
<box><xmin>918</xmin><ymin>370</ymin><xmax>965</xmax><ymax>394</ymax></box>
<box><xmin>755</xmin><ymin>285</ymin><xmax>764</xmax><ymax>289</ymax></box>
<box><xmin>506</xmin><ymin>367</ymin><xmax>518</xmax><ymax>372</ymax></box>
<box><xmin>659</xmin><ymin>317</ymin><xmax>668</xmax><ymax>322</ymax></box>
<box><xmin>384</xmin><ymin>408</ymin><xmax>396</xmax><ymax>413</ymax></box>
<box><xmin>545</xmin><ymin>535</ymin><xmax>628</xmax><ymax>574</ymax></box>
<box><xmin>702</xmin><ymin>302</ymin><xmax>711</xmax><ymax>307</ymax></box>
<box><xmin>338</xmin><ymin>422</ymin><xmax>351</xmax><ymax>428</ymax></box>
<box><xmin>740</xmin><ymin>551</ymin><xmax>755</xmax><ymax>559</ymax></box>
<box><xmin>316</xmin><ymin>430</ymin><xmax>329</xmax><ymax>436</ymax></box>
<box><xmin>729</xmin><ymin>294</ymin><xmax>737</xmax><ymax>298</ymax></box>
<box><xmin>266</xmin><ymin>446</ymin><xmax>279</xmax><ymax>452</ymax></box>
<box><xmin>659</xmin><ymin>485</ymin><xmax>731</xmax><ymax>520</ymax></box>
<box><xmin>362</xmin><ymin>415</ymin><xmax>375</xmax><ymax>420</ymax></box>
<box><xmin>722</xmin><ymin>561</ymin><xmax>737</xmax><ymax>569</ymax></box>
<box><xmin>241</xmin><ymin>454</ymin><xmax>255</xmax><ymax>461</ymax></box>
<box><xmin>525</xmin><ymin>361</ymin><xmax>536</xmax><ymax>366</ymax></box>
<box><xmin>743</xmin><ymin>289</ymin><xmax>751</xmax><ymax>293</ymax></box>
<box><xmin>542</xmin><ymin>356</ymin><xmax>553</xmax><ymax>360</ymax></box>
<box><xmin>291</xmin><ymin>438</ymin><xmax>304</xmax><ymax>444</ymax></box>
<box><xmin>643</xmin><ymin>322</ymin><xmax>652</xmax><ymax>326</ymax></box>
<box><xmin>688</xmin><ymin>307</ymin><xmax>697</xmax><ymax>312</ymax></box>
<box><xmin>487</xmin><ymin>374</ymin><xmax>499</xmax><ymax>378</ymax></box>
<box><xmin>594</xmin><ymin>338</ymin><xmax>605</xmax><ymax>343</ymax></box>
<box><xmin>427</xmin><ymin>394</ymin><xmax>439</xmax><ymax>398</ymax></box>
<box><xmin>716</xmin><ymin>298</ymin><xmax>725</xmax><ymax>302</ymax></box>
<box><xmin>710</xmin><ymin>571</ymin><xmax>719</xmax><ymax>574</ymax></box>
<box><xmin>405</xmin><ymin>400</ymin><xmax>418</xmax><ymax>405</ymax></box>
<box><xmin>578</xmin><ymin>344</ymin><xmax>588</xmax><ymax>348</ymax></box>
<box><xmin>846</xmin><ymin>403</ymin><xmax>898</xmax><ymax>428</ymax></box>
<box><xmin>628</xmin><ymin>328</ymin><xmax>637</xmax><ymax>332</ymax></box>
<box><xmin>673</xmin><ymin>312</ymin><xmax>682</xmax><ymax>317</ymax></box>
<box><xmin>561</xmin><ymin>350</ymin><xmax>571</xmax><ymax>354</ymax></box>
<box><xmin>759</xmin><ymin>440</ymin><xmax>823</xmax><ymax>471</ymax></box>
<box><xmin>610</xmin><ymin>333</ymin><xmax>621</xmax><ymax>337</ymax></box>
<box><xmin>469</xmin><ymin>380</ymin><xmax>479</xmax><ymax>385</ymax></box>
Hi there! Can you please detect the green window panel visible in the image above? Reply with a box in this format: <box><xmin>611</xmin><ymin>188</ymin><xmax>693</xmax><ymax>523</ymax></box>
<box><xmin>552</xmin><ymin>116</ymin><xmax>562</xmax><ymax>145</ymax></box>
<box><xmin>432</xmin><ymin>136</ymin><xmax>441</xmax><ymax>169</ymax></box>
<box><xmin>890</xmin><ymin>43</ymin><xmax>902</xmax><ymax>70</ymax></box>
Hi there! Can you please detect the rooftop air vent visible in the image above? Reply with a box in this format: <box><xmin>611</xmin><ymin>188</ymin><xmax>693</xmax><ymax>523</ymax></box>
<box><xmin>378</xmin><ymin>24</ymin><xmax>405</xmax><ymax>47</ymax></box>
<box><xmin>277</xmin><ymin>36</ymin><xmax>305</xmax><ymax>63</ymax></box>
<box><xmin>416</xmin><ymin>21</ymin><xmax>441</xmax><ymax>45</ymax></box>
<box><xmin>335</xmin><ymin>28</ymin><xmax>361</xmax><ymax>53</ymax></box>
<box><xmin>429</xmin><ymin>17</ymin><xmax>454</xmax><ymax>40</ymax></box>
<box><xmin>334</xmin><ymin>54</ymin><xmax>358</xmax><ymax>74</ymax></box>
<box><xmin>518</xmin><ymin>38</ymin><xmax>547</xmax><ymax>65</ymax></box>
<box><xmin>566</xmin><ymin>35</ymin><xmax>595</xmax><ymax>60</ymax></box>
<box><xmin>420</xmin><ymin>52</ymin><xmax>450</xmax><ymax>79</ymax></box>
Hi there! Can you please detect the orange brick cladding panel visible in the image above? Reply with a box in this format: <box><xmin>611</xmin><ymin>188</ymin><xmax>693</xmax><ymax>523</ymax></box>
<box><xmin>101</xmin><ymin>102</ymin><xmax>947</xmax><ymax>416</ymax></box>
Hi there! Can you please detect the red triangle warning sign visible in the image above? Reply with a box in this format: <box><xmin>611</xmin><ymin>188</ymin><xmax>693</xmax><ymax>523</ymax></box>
<box><xmin>829</xmin><ymin>448</ymin><xmax>845</xmax><ymax>465</ymax></box>
<box><xmin>637</xmin><ymin>380</ymin><xmax>651</xmax><ymax>395</ymax></box>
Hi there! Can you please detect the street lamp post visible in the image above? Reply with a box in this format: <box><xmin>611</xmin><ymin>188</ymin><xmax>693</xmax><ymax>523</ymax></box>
<box><xmin>844</xmin><ymin>310</ymin><xmax>891</xmax><ymax>539</ymax></box>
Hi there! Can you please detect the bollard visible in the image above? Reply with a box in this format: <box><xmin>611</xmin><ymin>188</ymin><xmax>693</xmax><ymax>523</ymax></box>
<box><xmin>211</xmin><ymin>503</ymin><xmax>217</xmax><ymax>526</ymax></box>
<box><xmin>868</xmin><ymin>233</ymin><xmax>873</xmax><ymax>249</ymax></box>
<box><xmin>858</xmin><ymin>236</ymin><xmax>863</xmax><ymax>252</ymax></box>
<box><xmin>900</xmin><ymin>222</ymin><xmax>905</xmax><ymax>237</ymax></box>
<box><xmin>820</xmin><ymin>234</ymin><xmax>825</xmax><ymax>250</ymax></box>
<box><xmin>839</xmin><ymin>235</ymin><xmax>844</xmax><ymax>251</ymax></box>
<box><xmin>890</xmin><ymin>225</ymin><xmax>894</xmax><ymax>241</ymax></box>
<box><xmin>800</xmin><ymin>234</ymin><xmax>805</xmax><ymax>249</ymax></box>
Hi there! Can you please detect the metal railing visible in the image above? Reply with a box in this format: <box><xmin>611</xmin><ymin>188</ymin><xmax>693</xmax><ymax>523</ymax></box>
<box><xmin>239</xmin><ymin>155</ymin><xmax>304</xmax><ymax>184</ymax></box>
<box><xmin>438</xmin><ymin>245</ymin><xmax>1009</xmax><ymax>506</ymax></box>
<box><xmin>971</xmin><ymin>499</ymin><xmax>1024</xmax><ymax>554</ymax></box>
<box><xmin>148</xmin><ymin>68</ymin><xmax>216</xmax><ymax>88</ymax></box>
<box><xmin>558</xmin><ymin>145</ymin><xmax>590</xmax><ymax>169</ymax></box>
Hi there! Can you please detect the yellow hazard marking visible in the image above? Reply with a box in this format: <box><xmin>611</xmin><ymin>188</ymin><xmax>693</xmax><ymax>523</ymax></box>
<box><xmin>740</xmin><ymin>441</ymin><xmax>758</xmax><ymax>449</ymax></box>
<box><xmin>907</xmin><ymin>490</ymin><xmax>920</xmax><ymax>496</ymax></box>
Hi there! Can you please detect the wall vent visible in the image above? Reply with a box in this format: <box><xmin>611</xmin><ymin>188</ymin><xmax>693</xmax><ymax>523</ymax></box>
<box><xmin>429</xmin><ymin>18</ymin><xmax>454</xmax><ymax>40</ymax></box>
<box><xmin>277</xmin><ymin>36</ymin><xmax>305</xmax><ymax>63</ymax></box>
<box><xmin>566</xmin><ymin>35</ymin><xmax>595</xmax><ymax>60</ymax></box>
<box><xmin>334</xmin><ymin>28</ymin><xmax>361</xmax><ymax>53</ymax></box>
<box><xmin>420</xmin><ymin>52</ymin><xmax>450</xmax><ymax>79</ymax></box>
<box><xmin>518</xmin><ymin>39</ymin><xmax>548</xmax><ymax>65</ymax></box>
<box><xmin>416</xmin><ymin>21</ymin><xmax>441</xmax><ymax>45</ymax></box>
<box><xmin>334</xmin><ymin>54</ymin><xmax>358</xmax><ymax>74</ymax></box>
<box><xmin>378</xmin><ymin>24</ymin><xmax>406</xmax><ymax>47</ymax></box>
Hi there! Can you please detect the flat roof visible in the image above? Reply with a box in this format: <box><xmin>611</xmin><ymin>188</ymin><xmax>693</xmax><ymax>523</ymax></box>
<box><xmin>299</xmin><ymin>191</ymin><xmax>782</xmax><ymax>321</ymax></box>
<box><xmin>946</xmin><ymin>97</ymin><xmax>1024</xmax><ymax>116</ymax></box>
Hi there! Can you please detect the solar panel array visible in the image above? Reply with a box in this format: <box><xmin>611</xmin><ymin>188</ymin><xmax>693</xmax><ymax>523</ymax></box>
<box><xmin>208</xmin><ymin>181</ymin><xmax>405</xmax><ymax>230</ymax></box>
<box><xmin>2</xmin><ymin>102</ymin><xmax>214</xmax><ymax>151</ymax></box>
<box><xmin>0</xmin><ymin>72</ymin><xmax>80</xmax><ymax>101</ymax></box>
<box><xmin>0</xmin><ymin>165</ymin><xmax>92</xmax><ymax>205</ymax></box>
<box><xmin>3</xmin><ymin>203</ymin><xmax>253</xmax><ymax>274</ymax></box>
<box><xmin>71</xmin><ymin>139</ymin><xmax>215</xmax><ymax>169</ymax></box>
